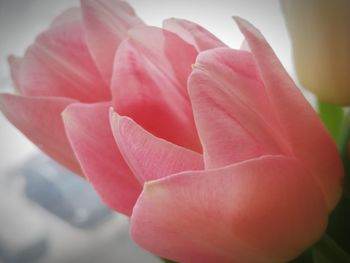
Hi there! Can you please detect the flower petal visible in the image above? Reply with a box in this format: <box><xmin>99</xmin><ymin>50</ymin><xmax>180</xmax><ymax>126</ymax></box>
<box><xmin>131</xmin><ymin>155</ymin><xmax>328</xmax><ymax>263</ymax></box>
<box><xmin>51</xmin><ymin>7</ymin><xmax>81</xmax><ymax>27</ymax></box>
<box><xmin>80</xmin><ymin>0</ymin><xmax>144</xmax><ymax>84</ymax></box>
<box><xmin>234</xmin><ymin>17</ymin><xmax>343</xmax><ymax>210</ymax></box>
<box><xmin>110</xmin><ymin>112</ymin><xmax>203</xmax><ymax>183</ymax></box>
<box><xmin>8</xmin><ymin>55</ymin><xmax>22</xmax><ymax>92</ymax></box>
<box><xmin>17</xmin><ymin>20</ymin><xmax>109</xmax><ymax>102</ymax></box>
<box><xmin>189</xmin><ymin>48</ymin><xmax>287</xmax><ymax>169</ymax></box>
<box><xmin>63</xmin><ymin>102</ymin><xmax>141</xmax><ymax>216</ymax></box>
<box><xmin>163</xmin><ymin>18</ymin><xmax>227</xmax><ymax>51</ymax></box>
<box><xmin>240</xmin><ymin>39</ymin><xmax>250</xmax><ymax>51</ymax></box>
<box><xmin>0</xmin><ymin>94</ymin><xmax>80</xmax><ymax>174</ymax></box>
<box><xmin>112</xmin><ymin>26</ymin><xmax>201</xmax><ymax>152</ymax></box>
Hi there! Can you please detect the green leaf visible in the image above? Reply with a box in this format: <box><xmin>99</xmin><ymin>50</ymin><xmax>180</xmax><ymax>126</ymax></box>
<box><xmin>313</xmin><ymin>235</ymin><xmax>350</xmax><ymax>263</ymax></box>
<box><xmin>317</xmin><ymin>101</ymin><xmax>345</xmax><ymax>143</ymax></box>
<box><xmin>289</xmin><ymin>248</ymin><xmax>314</xmax><ymax>263</ymax></box>
<box><xmin>327</xmin><ymin>193</ymin><xmax>350</xmax><ymax>254</ymax></box>
<box><xmin>321</xmin><ymin>104</ymin><xmax>350</xmax><ymax>253</ymax></box>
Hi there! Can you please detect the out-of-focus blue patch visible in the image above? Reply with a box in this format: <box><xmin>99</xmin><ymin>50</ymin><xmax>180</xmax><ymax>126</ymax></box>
<box><xmin>22</xmin><ymin>154</ymin><xmax>113</xmax><ymax>229</ymax></box>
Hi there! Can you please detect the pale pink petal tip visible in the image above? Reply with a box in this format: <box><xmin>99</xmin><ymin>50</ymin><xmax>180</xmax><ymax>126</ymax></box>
<box><xmin>108</xmin><ymin>107</ymin><xmax>119</xmax><ymax>124</ymax></box>
<box><xmin>51</xmin><ymin>7</ymin><xmax>81</xmax><ymax>27</ymax></box>
<box><xmin>163</xmin><ymin>18</ymin><xmax>227</xmax><ymax>51</ymax></box>
<box><xmin>8</xmin><ymin>55</ymin><xmax>23</xmax><ymax>92</ymax></box>
<box><xmin>233</xmin><ymin>16</ymin><xmax>264</xmax><ymax>39</ymax></box>
<box><xmin>240</xmin><ymin>39</ymin><xmax>250</xmax><ymax>51</ymax></box>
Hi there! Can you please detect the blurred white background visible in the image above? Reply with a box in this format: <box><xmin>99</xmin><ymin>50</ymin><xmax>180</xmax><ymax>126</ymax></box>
<box><xmin>0</xmin><ymin>0</ymin><xmax>296</xmax><ymax>262</ymax></box>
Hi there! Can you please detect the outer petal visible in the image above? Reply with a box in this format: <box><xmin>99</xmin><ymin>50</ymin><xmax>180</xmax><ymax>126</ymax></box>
<box><xmin>80</xmin><ymin>0</ymin><xmax>144</xmax><ymax>83</ymax></box>
<box><xmin>193</xmin><ymin>48</ymin><xmax>283</xmax><ymax>131</ymax></box>
<box><xmin>17</xmin><ymin>20</ymin><xmax>109</xmax><ymax>102</ymax></box>
<box><xmin>189</xmin><ymin>48</ymin><xmax>287</xmax><ymax>169</ymax></box>
<box><xmin>8</xmin><ymin>55</ymin><xmax>22</xmax><ymax>92</ymax></box>
<box><xmin>112</xmin><ymin>26</ymin><xmax>201</xmax><ymax>152</ymax></box>
<box><xmin>63</xmin><ymin>102</ymin><xmax>141</xmax><ymax>216</ymax></box>
<box><xmin>0</xmin><ymin>94</ymin><xmax>80</xmax><ymax>174</ymax></box>
<box><xmin>110</xmin><ymin>113</ymin><xmax>204</xmax><ymax>183</ymax></box>
<box><xmin>131</xmin><ymin>156</ymin><xmax>328</xmax><ymax>263</ymax></box>
<box><xmin>234</xmin><ymin>17</ymin><xmax>343</xmax><ymax>210</ymax></box>
<box><xmin>163</xmin><ymin>18</ymin><xmax>227</xmax><ymax>52</ymax></box>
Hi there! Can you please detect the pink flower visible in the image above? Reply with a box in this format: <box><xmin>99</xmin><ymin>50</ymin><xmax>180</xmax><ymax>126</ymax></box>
<box><xmin>1</xmin><ymin>0</ymin><xmax>343</xmax><ymax>261</ymax></box>
<box><xmin>0</xmin><ymin>0</ymin><xmax>225</xmax><ymax>215</ymax></box>
<box><xmin>106</xmin><ymin>18</ymin><xmax>341</xmax><ymax>262</ymax></box>
<box><xmin>62</xmin><ymin>18</ymin><xmax>226</xmax><ymax>215</ymax></box>
<box><xmin>0</xmin><ymin>0</ymin><xmax>144</xmax><ymax>175</ymax></box>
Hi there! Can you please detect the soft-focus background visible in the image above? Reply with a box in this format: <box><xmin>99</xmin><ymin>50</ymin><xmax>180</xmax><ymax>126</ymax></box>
<box><xmin>0</xmin><ymin>0</ymin><xmax>301</xmax><ymax>262</ymax></box>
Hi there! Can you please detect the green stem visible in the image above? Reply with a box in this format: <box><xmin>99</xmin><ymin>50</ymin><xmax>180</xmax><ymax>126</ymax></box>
<box><xmin>161</xmin><ymin>258</ymin><xmax>177</xmax><ymax>263</ymax></box>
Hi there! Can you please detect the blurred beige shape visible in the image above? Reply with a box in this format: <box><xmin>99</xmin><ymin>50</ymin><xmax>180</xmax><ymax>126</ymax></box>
<box><xmin>281</xmin><ymin>0</ymin><xmax>350</xmax><ymax>105</ymax></box>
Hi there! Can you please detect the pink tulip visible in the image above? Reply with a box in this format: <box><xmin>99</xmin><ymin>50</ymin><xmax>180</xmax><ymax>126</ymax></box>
<box><xmin>105</xmin><ymin>18</ymin><xmax>342</xmax><ymax>262</ymax></box>
<box><xmin>1</xmin><ymin>0</ymin><xmax>343</xmax><ymax>261</ymax></box>
<box><xmin>62</xmin><ymin>20</ymin><xmax>225</xmax><ymax>215</ymax></box>
<box><xmin>0</xmin><ymin>0</ymin><xmax>144</xmax><ymax>175</ymax></box>
<box><xmin>0</xmin><ymin>0</ymin><xmax>226</xmax><ymax>215</ymax></box>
